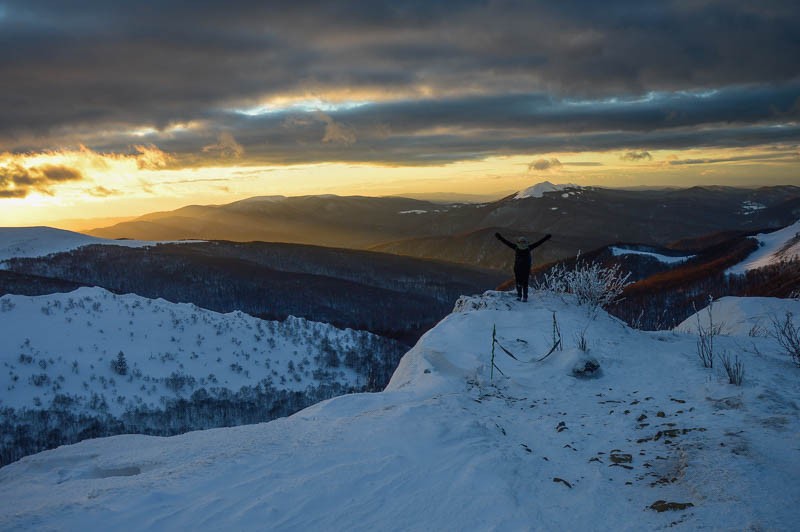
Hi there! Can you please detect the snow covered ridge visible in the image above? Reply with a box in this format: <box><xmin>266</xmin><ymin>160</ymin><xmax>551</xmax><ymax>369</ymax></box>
<box><xmin>610</xmin><ymin>246</ymin><xmax>695</xmax><ymax>264</ymax></box>
<box><xmin>0</xmin><ymin>287</ymin><xmax>402</xmax><ymax>465</ymax></box>
<box><xmin>514</xmin><ymin>181</ymin><xmax>582</xmax><ymax>199</ymax></box>
<box><xmin>726</xmin><ymin>218</ymin><xmax>800</xmax><ymax>275</ymax></box>
<box><xmin>0</xmin><ymin>226</ymin><xmax>201</xmax><ymax>265</ymax></box>
<box><xmin>2</xmin><ymin>291</ymin><xmax>798</xmax><ymax>530</ymax></box>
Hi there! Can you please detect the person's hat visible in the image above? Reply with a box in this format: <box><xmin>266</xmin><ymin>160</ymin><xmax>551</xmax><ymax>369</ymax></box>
<box><xmin>517</xmin><ymin>236</ymin><xmax>528</xmax><ymax>245</ymax></box>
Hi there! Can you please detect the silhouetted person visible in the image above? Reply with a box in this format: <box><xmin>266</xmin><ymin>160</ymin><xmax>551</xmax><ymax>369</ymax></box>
<box><xmin>495</xmin><ymin>232</ymin><xmax>552</xmax><ymax>301</ymax></box>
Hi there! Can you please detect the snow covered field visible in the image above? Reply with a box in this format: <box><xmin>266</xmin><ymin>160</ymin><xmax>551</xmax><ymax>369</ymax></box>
<box><xmin>2</xmin><ymin>291</ymin><xmax>798</xmax><ymax>530</ymax></box>
<box><xmin>610</xmin><ymin>246</ymin><xmax>694</xmax><ymax>264</ymax></box>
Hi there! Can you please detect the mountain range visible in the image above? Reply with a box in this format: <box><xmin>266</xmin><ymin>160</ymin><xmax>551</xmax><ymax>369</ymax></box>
<box><xmin>86</xmin><ymin>184</ymin><xmax>800</xmax><ymax>271</ymax></box>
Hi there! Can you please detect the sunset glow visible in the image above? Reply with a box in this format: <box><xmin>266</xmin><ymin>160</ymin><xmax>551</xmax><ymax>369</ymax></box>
<box><xmin>1</xmin><ymin>1</ymin><xmax>798</xmax><ymax>227</ymax></box>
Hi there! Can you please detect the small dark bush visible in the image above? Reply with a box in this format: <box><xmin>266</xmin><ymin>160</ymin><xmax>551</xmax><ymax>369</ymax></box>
<box><xmin>29</xmin><ymin>374</ymin><xmax>49</xmax><ymax>386</ymax></box>
<box><xmin>720</xmin><ymin>351</ymin><xmax>744</xmax><ymax>386</ymax></box>
<box><xmin>111</xmin><ymin>351</ymin><xmax>128</xmax><ymax>376</ymax></box>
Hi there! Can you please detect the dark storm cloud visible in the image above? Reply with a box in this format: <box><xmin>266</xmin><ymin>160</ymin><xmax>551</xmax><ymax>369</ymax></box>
<box><xmin>0</xmin><ymin>163</ymin><xmax>85</xmax><ymax>197</ymax></box>
<box><xmin>117</xmin><ymin>84</ymin><xmax>797</xmax><ymax>165</ymax></box>
<box><xmin>1</xmin><ymin>0</ymin><xmax>799</xmax><ymax>164</ymax></box>
<box><xmin>529</xmin><ymin>158</ymin><xmax>562</xmax><ymax>171</ymax></box>
<box><xmin>667</xmin><ymin>153</ymin><xmax>799</xmax><ymax>165</ymax></box>
<box><xmin>622</xmin><ymin>151</ymin><xmax>653</xmax><ymax>161</ymax></box>
<box><xmin>153</xmin><ymin>120</ymin><xmax>800</xmax><ymax>167</ymax></box>
<box><xmin>563</xmin><ymin>162</ymin><xmax>604</xmax><ymax>167</ymax></box>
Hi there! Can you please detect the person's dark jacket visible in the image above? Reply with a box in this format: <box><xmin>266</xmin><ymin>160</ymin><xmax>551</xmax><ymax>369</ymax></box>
<box><xmin>495</xmin><ymin>233</ymin><xmax>552</xmax><ymax>276</ymax></box>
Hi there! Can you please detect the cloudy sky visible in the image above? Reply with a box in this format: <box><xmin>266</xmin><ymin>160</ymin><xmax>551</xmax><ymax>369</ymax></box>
<box><xmin>1</xmin><ymin>0</ymin><xmax>799</xmax><ymax>225</ymax></box>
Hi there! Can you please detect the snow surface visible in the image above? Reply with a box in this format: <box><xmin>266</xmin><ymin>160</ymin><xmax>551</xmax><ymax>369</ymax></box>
<box><xmin>0</xmin><ymin>287</ymin><xmax>369</xmax><ymax>416</ymax></box>
<box><xmin>398</xmin><ymin>209</ymin><xmax>446</xmax><ymax>214</ymax></box>
<box><xmin>727</xmin><ymin>219</ymin><xmax>800</xmax><ymax>275</ymax></box>
<box><xmin>2</xmin><ymin>291</ymin><xmax>799</xmax><ymax>530</ymax></box>
<box><xmin>740</xmin><ymin>201</ymin><xmax>766</xmax><ymax>214</ymax></box>
<box><xmin>514</xmin><ymin>181</ymin><xmax>580</xmax><ymax>199</ymax></box>
<box><xmin>610</xmin><ymin>247</ymin><xmax>695</xmax><ymax>264</ymax></box>
<box><xmin>674</xmin><ymin>296</ymin><xmax>799</xmax><ymax>337</ymax></box>
<box><xmin>0</xmin><ymin>226</ymin><xmax>197</xmax><ymax>266</ymax></box>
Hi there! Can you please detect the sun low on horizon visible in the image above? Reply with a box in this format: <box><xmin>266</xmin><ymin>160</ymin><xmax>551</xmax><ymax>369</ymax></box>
<box><xmin>1</xmin><ymin>1</ymin><xmax>798</xmax><ymax>228</ymax></box>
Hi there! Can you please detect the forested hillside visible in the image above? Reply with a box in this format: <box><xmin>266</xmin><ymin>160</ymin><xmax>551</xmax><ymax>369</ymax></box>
<box><xmin>0</xmin><ymin>288</ymin><xmax>406</xmax><ymax>466</ymax></box>
<box><xmin>2</xmin><ymin>241</ymin><xmax>505</xmax><ymax>344</ymax></box>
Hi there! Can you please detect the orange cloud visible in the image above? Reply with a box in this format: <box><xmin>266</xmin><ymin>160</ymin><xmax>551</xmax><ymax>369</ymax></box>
<box><xmin>134</xmin><ymin>144</ymin><xmax>174</xmax><ymax>169</ymax></box>
<box><xmin>0</xmin><ymin>161</ymin><xmax>85</xmax><ymax>198</ymax></box>
<box><xmin>202</xmin><ymin>132</ymin><xmax>245</xmax><ymax>159</ymax></box>
<box><xmin>85</xmin><ymin>185</ymin><xmax>120</xmax><ymax>197</ymax></box>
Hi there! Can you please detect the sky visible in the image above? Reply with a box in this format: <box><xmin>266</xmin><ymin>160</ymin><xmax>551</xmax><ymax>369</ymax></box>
<box><xmin>1</xmin><ymin>0</ymin><xmax>799</xmax><ymax>226</ymax></box>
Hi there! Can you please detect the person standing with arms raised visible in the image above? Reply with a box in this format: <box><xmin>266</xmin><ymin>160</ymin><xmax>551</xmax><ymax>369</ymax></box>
<box><xmin>495</xmin><ymin>232</ymin><xmax>552</xmax><ymax>302</ymax></box>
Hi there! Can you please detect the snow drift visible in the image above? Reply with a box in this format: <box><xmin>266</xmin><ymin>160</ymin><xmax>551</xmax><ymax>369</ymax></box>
<box><xmin>675</xmin><ymin>295</ymin><xmax>800</xmax><ymax>337</ymax></box>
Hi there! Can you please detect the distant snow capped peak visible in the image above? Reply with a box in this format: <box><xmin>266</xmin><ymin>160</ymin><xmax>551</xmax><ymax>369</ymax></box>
<box><xmin>233</xmin><ymin>195</ymin><xmax>287</xmax><ymax>204</ymax></box>
<box><xmin>514</xmin><ymin>182</ymin><xmax>581</xmax><ymax>199</ymax></box>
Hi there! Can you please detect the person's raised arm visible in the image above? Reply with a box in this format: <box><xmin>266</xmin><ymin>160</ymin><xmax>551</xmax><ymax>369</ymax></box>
<box><xmin>530</xmin><ymin>234</ymin><xmax>552</xmax><ymax>249</ymax></box>
<box><xmin>495</xmin><ymin>232</ymin><xmax>516</xmax><ymax>249</ymax></box>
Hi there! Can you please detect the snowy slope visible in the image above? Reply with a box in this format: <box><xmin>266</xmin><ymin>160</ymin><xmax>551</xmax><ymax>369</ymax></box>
<box><xmin>0</xmin><ymin>287</ymin><xmax>400</xmax><ymax>465</ymax></box>
<box><xmin>514</xmin><ymin>181</ymin><xmax>580</xmax><ymax>199</ymax></box>
<box><xmin>2</xmin><ymin>291</ymin><xmax>799</xmax><ymax>530</ymax></box>
<box><xmin>0</xmin><ymin>226</ymin><xmax>195</xmax><ymax>265</ymax></box>
<box><xmin>0</xmin><ymin>287</ymin><xmax>367</xmax><ymax>413</ymax></box>
<box><xmin>727</xmin><ymin>219</ymin><xmax>800</xmax><ymax>274</ymax></box>
<box><xmin>675</xmin><ymin>296</ymin><xmax>800</xmax><ymax>336</ymax></box>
